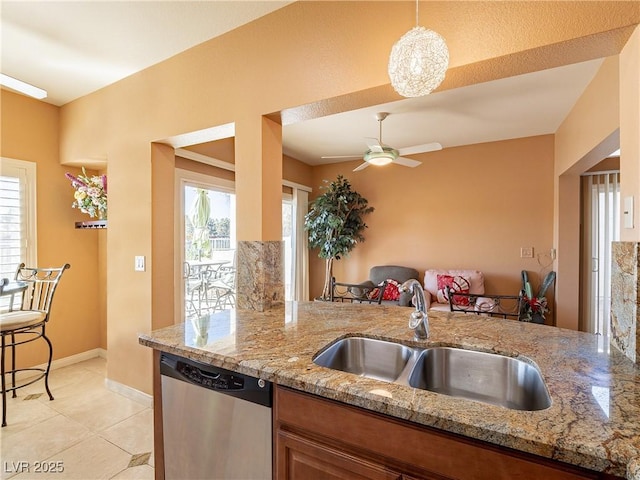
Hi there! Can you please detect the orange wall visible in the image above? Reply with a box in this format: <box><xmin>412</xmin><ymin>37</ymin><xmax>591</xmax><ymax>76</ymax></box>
<box><xmin>620</xmin><ymin>26</ymin><xmax>640</xmax><ymax>242</ymax></box>
<box><xmin>309</xmin><ymin>135</ymin><xmax>555</xmax><ymax>304</ymax></box>
<box><xmin>283</xmin><ymin>155</ymin><xmax>313</xmax><ymax>188</ymax></box>
<box><xmin>554</xmin><ymin>56</ymin><xmax>621</xmax><ymax>330</ymax></box>
<box><xmin>56</xmin><ymin>2</ymin><xmax>639</xmax><ymax>394</ymax></box>
<box><xmin>0</xmin><ymin>90</ymin><xmax>103</xmax><ymax>365</ymax></box>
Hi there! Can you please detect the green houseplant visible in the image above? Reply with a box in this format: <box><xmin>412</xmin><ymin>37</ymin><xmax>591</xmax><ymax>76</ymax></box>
<box><xmin>305</xmin><ymin>175</ymin><xmax>374</xmax><ymax>299</ymax></box>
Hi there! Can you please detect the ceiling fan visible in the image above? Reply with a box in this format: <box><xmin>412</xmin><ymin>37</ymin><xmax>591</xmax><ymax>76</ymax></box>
<box><xmin>321</xmin><ymin>112</ymin><xmax>442</xmax><ymax>172</ymax></box>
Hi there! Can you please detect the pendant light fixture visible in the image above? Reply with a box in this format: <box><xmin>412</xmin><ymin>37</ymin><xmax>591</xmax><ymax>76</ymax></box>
<box><xmin>388</xmin><ymin>0</ymin><xmax>449</xmax><ymax>98</ymax></box>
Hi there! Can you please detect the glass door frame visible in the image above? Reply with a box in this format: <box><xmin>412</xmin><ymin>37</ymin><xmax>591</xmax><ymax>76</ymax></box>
<box><xmin>174</xmin><ymin>168</ymin><xmax>235</xmax><ymax>324</ymax></box>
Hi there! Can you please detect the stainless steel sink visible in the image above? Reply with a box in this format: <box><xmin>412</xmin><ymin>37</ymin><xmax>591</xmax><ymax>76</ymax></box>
<box><xmin>313</xmin><ymin>337</ymin><xmax>414</xmax><ymax>382</ymax></box>
<box><xmin>313</xmin><ymin>337</ymin><xmax>551</xmax><ymax>411</ymax></box>
<box><xmin>407</xmin><ymin>347</ymin><xmax>551</xmax><ymax>411</ymax></box>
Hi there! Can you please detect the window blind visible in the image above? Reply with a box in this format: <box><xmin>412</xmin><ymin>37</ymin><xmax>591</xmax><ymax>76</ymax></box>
<box><xmin>0</xmin><ymin>158</ymin><xmax>36</xmax><ymax>311</ymax></box>
<box><xmin>0</xmin><ymin>174</ymin><xmax>25</xmax><ymax>280</ymax></box>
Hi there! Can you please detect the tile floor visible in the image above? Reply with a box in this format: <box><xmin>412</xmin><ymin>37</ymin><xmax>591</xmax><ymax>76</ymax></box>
<box><xmin>0</xmin><ymin>357</ymin><xmax>154</xmax><ymax>480</ymax></box>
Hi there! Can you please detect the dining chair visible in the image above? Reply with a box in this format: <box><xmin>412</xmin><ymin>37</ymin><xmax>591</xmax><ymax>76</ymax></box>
<box><xmin>184</xmin><ymin>261</ymin><xmax>206</xmax><ymax>317</ymax></box>
<box><xmin>206</xmin><ymin>267</ymin><xmax>236</xmax><ymax>311</ymax></box>
<box><xmin>0</xmin><ymin>263</ymin><xmax>70</xmax><ymax>427</ymax></box>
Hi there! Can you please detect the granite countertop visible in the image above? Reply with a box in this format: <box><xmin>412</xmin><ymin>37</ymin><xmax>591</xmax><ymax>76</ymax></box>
<box><xmin>139</xmin><ymin>301</ymin><xmax>640</xmax><ymax>479</ymax></box>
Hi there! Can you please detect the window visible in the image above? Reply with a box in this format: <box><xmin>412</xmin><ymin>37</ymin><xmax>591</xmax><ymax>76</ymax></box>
<box><xmin>283</xmin><ymin>183</ymin><xmax>310</xmax><ymax>302</ymax></box>
<box><xmin>0</xmin><ymin>158</ymin><xmax>37</xmax><ymax>308</ymax></box>
<box><xmin>282</xmin><ymin>195</ymin><xmax>294</xmax><ymax>301</ymax></box>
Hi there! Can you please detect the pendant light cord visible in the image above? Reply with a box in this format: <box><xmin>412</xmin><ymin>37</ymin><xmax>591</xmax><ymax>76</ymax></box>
<box><xmin>415</xmin><ymin>0</ymin><xmax>419</xmax><ymax>27</ymax></box>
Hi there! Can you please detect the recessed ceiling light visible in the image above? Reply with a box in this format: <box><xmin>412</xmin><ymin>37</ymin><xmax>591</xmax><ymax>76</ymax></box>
<box><xmin>0</xmin><ymin>74</ymin><xmax>47</xmax><ymax>99</ymax></box>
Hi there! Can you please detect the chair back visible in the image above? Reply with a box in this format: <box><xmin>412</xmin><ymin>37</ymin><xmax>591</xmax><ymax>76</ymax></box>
<box><xmin>446</xmin><ymin>286</ymin><xmax>524</xmax><ymax>320</ymax></box>
<box><xmin>14</xmin><ymin>263</ymin><xmax>71</xmax><ymax>318</ymax></box>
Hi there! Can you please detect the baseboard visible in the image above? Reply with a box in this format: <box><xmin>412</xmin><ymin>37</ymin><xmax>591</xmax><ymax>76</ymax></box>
<box><xmin>5</xmin><ymin>348</ymin><xmax>154</xmax><ymax>408</ymax></box>
<box><xmin>105</xmin><ymin>378</ymin><xmax>153</xmax><ymax>408</ymax></box>
<box><xmin>51</xmin><ymin>347</ymin><xmax>107</xmax><ymax>367</ymax></box>
<box><xmin>7</xmin><ymin>348</ymin><xmax>107</xmax><ymax>384</ymax></box>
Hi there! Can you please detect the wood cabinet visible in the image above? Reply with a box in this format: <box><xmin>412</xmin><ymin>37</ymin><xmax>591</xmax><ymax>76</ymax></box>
<box><xmin>274</xmin><ymin>386</ymin><xmax>620</xmax><ymax>480</ymax></box>
<box><xmin>277</xmin><ymin>430</ymin><xmax>401</xmax><ymax>480</ymax></box>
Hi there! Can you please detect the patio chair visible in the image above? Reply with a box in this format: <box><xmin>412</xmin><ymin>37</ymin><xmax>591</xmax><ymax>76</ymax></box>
<box><xmin>206</xmin><ymin>267</ymin><xmax>236</xmax><ymax>310</ymax></box>
<box><xmin>0</xmin><ymin>263</ymin><xmax>70</xmax><ymax>427</ymax></box>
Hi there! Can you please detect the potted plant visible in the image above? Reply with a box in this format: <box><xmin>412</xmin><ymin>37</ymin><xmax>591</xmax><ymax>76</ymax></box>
<box><xmin>305</xmin><ymin>175</ymin><xmax>374</xmax><ymax>300</ymax></box>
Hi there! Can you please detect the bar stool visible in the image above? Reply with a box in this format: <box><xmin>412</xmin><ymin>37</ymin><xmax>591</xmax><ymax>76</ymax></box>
<box><xmin>0</xmin><ymin>263</ymin><xmax>70</xmax><ymax>427</ymax></box>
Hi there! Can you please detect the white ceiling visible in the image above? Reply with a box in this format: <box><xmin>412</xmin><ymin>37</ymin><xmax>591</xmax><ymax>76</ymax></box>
<box><xmin>1</xmin><ymin>1</ymin><xmax>292</xmax><ymax>106</ymax></box>
<box><xmin>283</xmin><ymin>59</ymin><xmax>604</xmax><ymax>165</ymax></box>
<box><xmin>0</xmin><ymin>1</ymin><xmax>605</xmax><ymax>165</ymax></box>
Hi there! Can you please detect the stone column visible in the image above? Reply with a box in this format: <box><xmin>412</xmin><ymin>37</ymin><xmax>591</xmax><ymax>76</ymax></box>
<box><xmin>611</xmin><ymin>242</ymin><xmax>639</xmax><ymax>363</ymax></box>
<box><xmin>234</xmin><ymin>115</ymin><xmax>284</xmax><ymax>311</ymax></box>
<box><xmin>236</xmin><ymin>241</ymin><xmax>284</xmax><ymax>311</ymax></box>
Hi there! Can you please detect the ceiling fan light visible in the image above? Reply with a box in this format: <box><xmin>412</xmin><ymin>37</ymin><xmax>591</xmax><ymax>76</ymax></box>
<box><xmin>388</xmin><ymin>26</ymin><xmax>449</xmax><ymax>98</ymax></box>
<box><xmin>368</xmin><ymin>157</ymin><xmax>393</xmax><ymax>166</ymax></box>
<box><xmin>365</xmin><ymin>150</ymin><xmax>395</xmax><ymax>166</ymax></box>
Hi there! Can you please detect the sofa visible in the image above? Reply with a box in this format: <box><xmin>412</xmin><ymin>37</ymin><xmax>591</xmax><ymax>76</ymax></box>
<box><xmin>423</xmin><ymin>269</ymin><xmax>485</xmax><ymax>312</ymax></box>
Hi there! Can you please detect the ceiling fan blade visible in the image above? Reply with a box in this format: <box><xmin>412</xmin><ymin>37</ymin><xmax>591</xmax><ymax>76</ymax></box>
<box><xmin>397</xmin><ymin>142</ymin><xmax>443</xmax><ymax>156</ymax></box>
<box><xmin>321</xmin><ymin>154</ymin><xmax>362</xmax><ymax>159</ymax></box>
<box><xmin>365</xmin><ymin>137</ymin><xmax>383</xmax><ymax>153</ymax></box>
<box><xmin>393</xmin><ymin>156</ymin><xmax>422</xmax><ymax>168</ymax></box>
<box><xmin>353</xmin><ymin>162</ymin><xmax>371</xmax><ymax>172</ymax></box>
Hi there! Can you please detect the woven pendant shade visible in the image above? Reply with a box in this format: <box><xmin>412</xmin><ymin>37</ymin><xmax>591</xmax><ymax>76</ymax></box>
<box><xmin>388</xmin><ymin>26</ymin><xmax>449</xmax><ymax>98</ymax></box>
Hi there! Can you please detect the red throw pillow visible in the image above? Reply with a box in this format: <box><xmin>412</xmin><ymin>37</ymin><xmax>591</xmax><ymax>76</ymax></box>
<box><xmin>381</xmin><ymin>279</ymin><xmax>401</xmax><ymax>301</ymax></box>
<box><xmin>436</xmin><ymin>275</ymin><xmax>471</xmax><ymax>306</ymax></box>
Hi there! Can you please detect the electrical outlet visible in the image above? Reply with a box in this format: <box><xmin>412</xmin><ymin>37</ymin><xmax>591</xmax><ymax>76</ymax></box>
<box><xmin>520</xmin><ymin>247</ymin><xmax>534</xmax><ymax>258</ymax></box>
<box><xmin>134</xmin><ymin>255</ymin><xmax>146</xmax><ymax>272</ymax></box>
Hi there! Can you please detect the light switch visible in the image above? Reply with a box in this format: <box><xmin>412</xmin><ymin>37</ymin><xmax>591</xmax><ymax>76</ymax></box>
<box><xmin>624</xmin><ymin>196</ymin><xmax>634</xmax><ymax>229</ymax></box>
<box><xmin>134</xmin><ymin>256</ymin><xmax>146</xmax><ymax>272</ymax></box>
<box><xmin>520</xmin><ymin>247</ymin><xmax>534</xmax><ymax>258</ymax></box>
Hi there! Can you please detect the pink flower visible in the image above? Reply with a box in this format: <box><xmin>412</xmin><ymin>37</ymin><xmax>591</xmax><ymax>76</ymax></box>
<box><xmin>65</xmin><ymin>172</ymin><xmax>87</xmax><ymax>189</ymax></box>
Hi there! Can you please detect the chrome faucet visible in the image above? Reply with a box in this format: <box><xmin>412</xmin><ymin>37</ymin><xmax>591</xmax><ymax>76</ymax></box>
<box><xmin>399</xmin><ymin>279</ymin><xmax>429</xmax><ymax>339</ymax></box>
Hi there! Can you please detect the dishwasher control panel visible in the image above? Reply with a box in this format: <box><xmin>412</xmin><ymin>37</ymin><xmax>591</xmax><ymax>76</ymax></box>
<box><xmin>177</xmin><ymin>361</ymin><xmax>244</xmax><ymax>390</ymax></box>
<box><xmin>160</xmin><ymin>353</ymin><xmax>272</xmax><ymax>407</ymax></box>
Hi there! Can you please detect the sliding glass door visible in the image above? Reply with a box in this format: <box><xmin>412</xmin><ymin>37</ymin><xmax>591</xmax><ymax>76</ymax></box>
<box><xmin>581</xmin><ymin>171</ymin><xmax>620</xmax><ymax>349</ymax></box>
<box><xmin>176</xmin><ymin>170</ymin><xmax>236</xmax><ymax>323</ymax></box>
<box><xmin>283</xmin><ymin>186</ymin><xmax>309</xmax><ymax>302</ymax></box>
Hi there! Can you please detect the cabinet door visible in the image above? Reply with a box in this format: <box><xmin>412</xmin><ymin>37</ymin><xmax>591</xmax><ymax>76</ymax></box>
<box><xmin>276</xmin><ymin>430</ymin><xmax>401</xmax><ymax>480</ymax></box>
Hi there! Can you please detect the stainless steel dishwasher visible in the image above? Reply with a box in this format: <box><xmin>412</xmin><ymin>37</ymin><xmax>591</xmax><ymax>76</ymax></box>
<box><xmin>160</xmin><ymin>353</ymin><xmax>272</xmax><ymax>480</ymax></box>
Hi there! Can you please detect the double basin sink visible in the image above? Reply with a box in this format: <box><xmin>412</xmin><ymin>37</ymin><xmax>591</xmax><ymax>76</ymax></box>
<box><xmin>313</xmin><ymin>336</ymin><xmax>551</xmax><ymax>411</ymax></box>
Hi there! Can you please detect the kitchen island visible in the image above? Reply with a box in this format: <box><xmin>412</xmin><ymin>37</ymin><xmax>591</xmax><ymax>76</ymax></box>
<box><xmin>139</xmin><ymin>301</ymin><xmax>640</xmax><ymax>479</ymax></box>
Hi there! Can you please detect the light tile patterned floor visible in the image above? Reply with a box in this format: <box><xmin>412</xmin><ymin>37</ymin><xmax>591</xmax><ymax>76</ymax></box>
<box><xmin>0</xmin><ymin>358</ymin><xmax>154</xmax><ymax>480</ymax></box>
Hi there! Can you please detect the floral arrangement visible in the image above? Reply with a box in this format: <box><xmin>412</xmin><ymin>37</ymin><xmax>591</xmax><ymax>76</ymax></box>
<box><xmin>65</xmin><ymin>167</ymin><xmax>107</xmax><ymax>219</ymax></box>
<box><xmin>521</xmin><ymin>295</ymin><xmax>549</xmax><ymax>322</ymax></box>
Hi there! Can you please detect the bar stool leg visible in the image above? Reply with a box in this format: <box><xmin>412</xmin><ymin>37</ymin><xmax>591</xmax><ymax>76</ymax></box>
<box><xmin>1</xmin><ymin>334</ymin><xmax>7</xmax><ymax>427</ymax></box>
<box><xmin>10</xmin><ymin>332</ymin><xmax>16</xmax><ymax>398</ymax></box>
<box><xmin>42</xmin><ymin>327</ymin><xmax>54</xmax><ymax>401</ymax></box>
